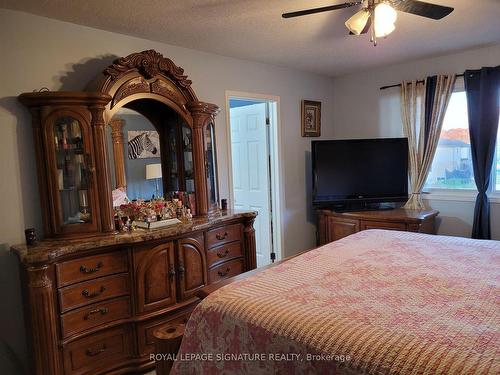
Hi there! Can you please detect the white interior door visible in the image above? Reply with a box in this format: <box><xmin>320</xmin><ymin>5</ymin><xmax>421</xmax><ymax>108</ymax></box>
<box><xmin>230</xmin><ymin>103</ymin><xmax>272</xmax><ymax>267</ymax></box>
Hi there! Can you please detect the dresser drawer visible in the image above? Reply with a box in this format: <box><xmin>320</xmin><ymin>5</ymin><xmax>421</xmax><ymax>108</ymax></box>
<box><xmin>360</xmin><ymin>220</ymin><xmax>407</xmax><ymax>231</ymax></box>
<box><xmin>62</xmin><ymin>326</ymin><xmax>132</xmax><ymax>375</ymax></box>
<box><xmin>58</xmin><ymin>273</ymin><xmax>130</xmax><ymax>313</ymax></box>
<box><xmin>60</xmin><ymin>297</ymin><xmax>131</xmax><ymax>338</ymax></box>
<box><xmin>208</xmin><ymin>258</ymin><xmax>244</xmax><ymax>283</ymax></box>
<box><xmin>206</xmin><ymin>224</ymin><xmax>241</xmax><ymax>249</ymax></box>
<box><xmin>56</xmin><ymin>251</ymin><xmax>129</xmax><ymax>287</ymax></box>
<box><xmin>137</xmin><ymin>313</ymin><xmax>191</xmax><ymax>356</ymax></box>
<box><xmin>207</xmin><ymin>241</ymin><xmax>242</xmax><ymax>268</ymax></box>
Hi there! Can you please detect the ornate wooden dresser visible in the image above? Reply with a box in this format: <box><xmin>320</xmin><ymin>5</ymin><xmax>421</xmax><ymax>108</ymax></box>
<box><xmin>11</xmin><ymin>50</ymin><xmax>257</xmax><ymax>375</ymax></box>
<box><xmin>12</xmin><ymin>212</ymin><xmax>256</xmax><ymax>375</ymax></box>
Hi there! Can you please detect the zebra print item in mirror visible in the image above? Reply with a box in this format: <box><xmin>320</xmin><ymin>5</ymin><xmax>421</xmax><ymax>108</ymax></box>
<box><xmin>127</xmin><ymin>130</ymin><xmax>161</xmax><ymax>159</ymax></box>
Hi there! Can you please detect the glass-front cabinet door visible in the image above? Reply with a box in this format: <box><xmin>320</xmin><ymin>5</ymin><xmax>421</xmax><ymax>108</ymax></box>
<box><xmin>162</xmin><ymin>121</ymin><xmax>194</xmax><ymax>198</ymax></box>
<box><xmin>204</xmin><ymin>122</ymin><xmax>219</xmax><ymax>211</ymax></box>
<box><xmin>182</xmin><ymin>126</ymin><xmax>194</xmax><ymax>193</ymax></box>
<box><xmin>164</xmin><ymin>122</ymin><xmax>180</xmax><ymax>194</ymax></box>
<box><xmin>46</xmin><ymin>111</ymin><xmax>99</xmax><ymax>235</ymax></box>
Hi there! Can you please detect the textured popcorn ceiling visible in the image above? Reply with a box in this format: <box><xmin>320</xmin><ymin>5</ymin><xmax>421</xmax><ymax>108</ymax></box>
<box><xmin>1</xmin><ymin>0</ymin><xmax>499</xmax><ymax>76</ymax></box>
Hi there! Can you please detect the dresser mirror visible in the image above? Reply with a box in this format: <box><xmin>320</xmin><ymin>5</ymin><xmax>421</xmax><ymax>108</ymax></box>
<box><xmin>107</xmin><ymin>107</ymin><xmax>161</xmax><ymax>204</ymax></box>
<box><xmin>107</xmin><ymin>100</ymin><xmax>195</xmax><ymax>208</ymax></box>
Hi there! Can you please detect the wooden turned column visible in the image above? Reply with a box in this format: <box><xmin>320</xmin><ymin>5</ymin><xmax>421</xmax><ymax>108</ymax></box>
<box><xmin>186</xmin><ymin>101</ymin><xmax>220</xmax><ymax>217</ymax></box>
<box><xmin>192</xmin><ymin>124</ymin><xmax>208</xmax><ymax>216</ymax></box>
<box><xmin>90</xmin><ymin>104</ymin><xmax>114</xmax><ymax>232</ymax></box>
<box><xmin>26</xmin><ymin>265</ymin><xmax>62</xmax><ymax>375</ymax></box>
<box><xmin>30</xmin><ymin>108</ymin><xmax>52</xmax><ymax>237</ymax></box>
<box><xmin>108</xmin><ymin>118</ymin><xmax>127</xmax><ymax>190</ymax></box>
<box><xmin>243</xmin><ymin>217</ymin><xmax>257</xmax><ymax>271</ymax></box>
<box><xmin>153</xmin><ymin>324</ymin><xmax>185</xmax><ymax>375</ymax></box>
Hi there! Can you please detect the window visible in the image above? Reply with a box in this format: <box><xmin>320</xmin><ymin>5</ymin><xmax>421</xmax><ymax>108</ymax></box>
<box><xmin>425</xmin><ymin>89</ymin><xmax>476</xmax><ymax>190</ymax></box>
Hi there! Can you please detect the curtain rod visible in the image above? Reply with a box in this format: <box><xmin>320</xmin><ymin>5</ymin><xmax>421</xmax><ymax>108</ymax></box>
<box><xmin>379</xmin><ymin>73</ymin><xmax>465</xmax><ymax>90</ymax></box>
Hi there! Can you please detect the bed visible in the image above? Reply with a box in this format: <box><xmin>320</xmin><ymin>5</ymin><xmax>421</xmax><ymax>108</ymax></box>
<box><xmin>171</xmin><ymin>230</ymin><xmax>500</xmax><ymax>374</ymax></box>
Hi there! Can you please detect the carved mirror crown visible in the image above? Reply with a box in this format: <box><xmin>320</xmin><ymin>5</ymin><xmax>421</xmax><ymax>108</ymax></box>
<box><xmin>90</xmin><ymin>49</ymin><xmax>220</xmax><ymax>217</ymax></box>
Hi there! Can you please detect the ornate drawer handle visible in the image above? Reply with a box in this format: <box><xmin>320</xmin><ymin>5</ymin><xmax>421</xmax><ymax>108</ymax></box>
<box><xmin>217</xmin><ymin>249</ymin><xmax>230</xmax><ymax>258</ymax></box>
<box><xmin>84</xmin><ymin>307</ymin><xmax>108</xmax><ymax>320</ymax></box>
<box><xmin>82</xmin><ymin>286</ymin><xmax>106</xmax><ymax>298</ymax></box>
<box><xmin>215</xmin><ymin>232</ymin><xmax>228</xmax><ymax>240</ymax></box>
<box><xmin>218</xmin><ymin>268</ymin><xmax>231</xmax><ymax>278</ymax></box>
<box><xmin>178</xmin><ymin>265</ymin><xmax>185</xmax><ymax>275</ymax></box>
<box><xmin>86</xmin><ymin>344</ymin><xmax>106</xmax><ymax>357</ymax></box>
<box><xmin>168</xmin><ymin>266</ymin><xmax>176</xmax><ymax>281</ymax></box>
<box><xmin>79</xmin><ymin>261</ymin><xmax>103</xmax><ymax>274</ymax></box>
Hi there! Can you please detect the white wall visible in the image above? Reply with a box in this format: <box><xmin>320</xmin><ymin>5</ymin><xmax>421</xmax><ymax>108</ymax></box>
<box><xmin>332</xmin><ymin>43</ymin><xmax>500</xmax><ymax>240</ymax></box>
<box><xmin>0</xmin><ymin>9</ymin><xmax>336</xmax><ymax>371</ymax></box>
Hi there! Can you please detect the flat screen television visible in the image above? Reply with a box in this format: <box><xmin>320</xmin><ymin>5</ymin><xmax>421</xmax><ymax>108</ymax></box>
<box><xmin>312</xmin><ymin>138</ymin><xmax>409</xmax><ymax>208</ymax></box>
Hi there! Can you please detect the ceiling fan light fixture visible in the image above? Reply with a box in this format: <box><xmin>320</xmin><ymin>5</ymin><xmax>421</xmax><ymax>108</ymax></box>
<box><xmin>345</xmin><ymin>9</ymin><xmax>370</xmax><ymax>35</ymax></box>
<box><xmin>374</xmin><ymin>2</ymin><xmax>397</xmax><ymax>38</ymax></box>
<box><xmin>375</xmin><ymin>2</ymin><xmax>397</xmax><ymax>24</ymax></box>
<box><xmin>374</xmin><ymin>21</ymin><xmax>396</xmax><ymax>38</ymax></box>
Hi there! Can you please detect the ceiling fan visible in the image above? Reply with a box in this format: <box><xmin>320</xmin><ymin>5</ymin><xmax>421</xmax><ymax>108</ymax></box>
<box><xmin>282</xmin><ymin>0</ymin><xmax>454</xmax><ymax>46</ymax></box>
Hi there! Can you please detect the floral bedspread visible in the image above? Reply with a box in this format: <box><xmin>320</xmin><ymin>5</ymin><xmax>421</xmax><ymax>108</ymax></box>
<box><xmin>172</xmin><ymin>230</ymin><xmax>500</xmax><ymax>374</ymax></box>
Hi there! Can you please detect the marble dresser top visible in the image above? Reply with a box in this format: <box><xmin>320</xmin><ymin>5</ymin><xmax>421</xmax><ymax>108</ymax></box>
<box><xmin>12</xmin><ymin>210</ymin><xmax>257</xmax><ymax>265</ymax></box>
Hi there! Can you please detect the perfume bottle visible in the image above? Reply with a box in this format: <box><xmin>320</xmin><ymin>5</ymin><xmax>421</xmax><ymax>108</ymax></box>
<box><xmin>176</xmin><ymin>200</ymin><xmax>183</xmax><ymax>218</ymax></box>
<box><xmin>61</xmin><ymin>124</ymin><xmax>69</xmax><ymax>150</ymax></box>
<box><xmin>78</xmin><ymin>190</ymin><xmax>91</xmax><ymax>223</ymax></box>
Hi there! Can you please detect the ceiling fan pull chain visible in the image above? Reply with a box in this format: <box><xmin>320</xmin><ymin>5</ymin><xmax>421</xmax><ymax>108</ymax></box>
<box><xmin>371</xmin><ymin>6</ymin><xmax>377</xmax><ymax>46</ymax></box>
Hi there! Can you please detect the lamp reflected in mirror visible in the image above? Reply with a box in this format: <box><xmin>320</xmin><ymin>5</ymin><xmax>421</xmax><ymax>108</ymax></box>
<box><xmin>146</xmin><ymin>163</ymin><xmax>162</xmax><ymax>199</ymax></box>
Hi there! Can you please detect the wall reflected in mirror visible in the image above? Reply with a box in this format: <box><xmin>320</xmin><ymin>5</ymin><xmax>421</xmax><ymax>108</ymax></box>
<box><xmin>107</xmin><ymin>107</ymin><xmax>163</xmax><ymax>205</ymax></box>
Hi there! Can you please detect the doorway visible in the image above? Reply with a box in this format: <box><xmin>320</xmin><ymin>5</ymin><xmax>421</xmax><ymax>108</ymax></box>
<box><xmin>226</xmin><ymin>91</ymin><xmax>282</xmax><ymax>267</ymax></box>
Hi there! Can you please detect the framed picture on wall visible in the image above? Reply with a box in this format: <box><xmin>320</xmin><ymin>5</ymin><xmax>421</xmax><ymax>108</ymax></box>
<box><xmin>127</xmin><ymin>130</ymin><xmax>161</xmax><ymax>159</ymax></box>
<box><xmin>301</xmin><ymin>100</ymin><xmax>321</xmax><ymax>137</ymax></box>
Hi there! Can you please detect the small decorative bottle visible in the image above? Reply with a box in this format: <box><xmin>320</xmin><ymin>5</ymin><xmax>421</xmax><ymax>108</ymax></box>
<box><xmin>125</xmin><ymin>217</ymin><xmax>132</xmax><ymax>231</ymax></box>
<box><xmin>176</xmin><ymin>200</ymin><xmax>183</xmax><ymax>219</ymax></box>
<box><xmin>61</xmin><ymin>124</ymin><xmax>69</xmax><ymax>150</ymax></box>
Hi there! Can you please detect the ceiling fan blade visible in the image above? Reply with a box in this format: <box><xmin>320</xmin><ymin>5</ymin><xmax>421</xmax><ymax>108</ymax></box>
<box><xmin>282</xmin><ymin>1</ymin><xmax>362</xmax><ymax>19</ymax></box>
<box><xmin>349</xmin><ymin>16</ymin><xmax>372</xmax><ymax>35</ymax></box>
<box><xmin>391</xmin><ymin>0</ymin><xmax>454</xmax><ymax>20</ymax></box>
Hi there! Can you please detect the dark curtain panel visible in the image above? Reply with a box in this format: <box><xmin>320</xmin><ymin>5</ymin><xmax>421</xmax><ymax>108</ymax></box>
<box><xmin>423</xmin><ymin>75</ymin><xmax>437</xmax><ymax>151</ymax></box>
<box><xmin>465</xmin><ymin>66</ymin><xmax>500</xmax><ymax>239</ymax></box>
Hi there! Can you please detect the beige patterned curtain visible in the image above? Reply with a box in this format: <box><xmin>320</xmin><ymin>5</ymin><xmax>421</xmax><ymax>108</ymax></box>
<box><xmin>401</xmin><ymin>75</ymin><xmax>456</xmax><ymax>209</ymax></box>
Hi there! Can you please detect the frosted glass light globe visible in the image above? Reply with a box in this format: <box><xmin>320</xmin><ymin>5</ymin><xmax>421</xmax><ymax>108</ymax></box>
<box><xmin>345</xmin><ymin>9</ymin><xmax>370</xmax><ymax>35</ymax></box>
<box><xmin>375</xmin><ymin>3</ymin><xmax>397</xmax><ymax>24</ymax></box>
<box><xmin>374</xmin><ymin>2</ymin><xmax>397</xmax><ymax>38</ymax></box>
<box><xmin>375</xmin><ymin>22</ymin><xmax>396</xmax><ymax>37</ymax></box>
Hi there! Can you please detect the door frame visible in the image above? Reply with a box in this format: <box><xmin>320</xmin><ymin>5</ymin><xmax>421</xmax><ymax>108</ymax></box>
<box><xmin>225</xmin><ymin>90</ymin><xmax>283</xmax><ymax>263</ymax></box>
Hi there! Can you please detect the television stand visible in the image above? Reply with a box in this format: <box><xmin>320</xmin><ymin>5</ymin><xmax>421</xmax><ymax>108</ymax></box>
<box><xmin>317</xmin><ymin>208</ymin><xmax>439</xmax><ymax>245</ymax></box>
<box><xmin>328</xmin><ymin>202</ymin><xmax>397</xmax><ymax>212</ymax></box>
